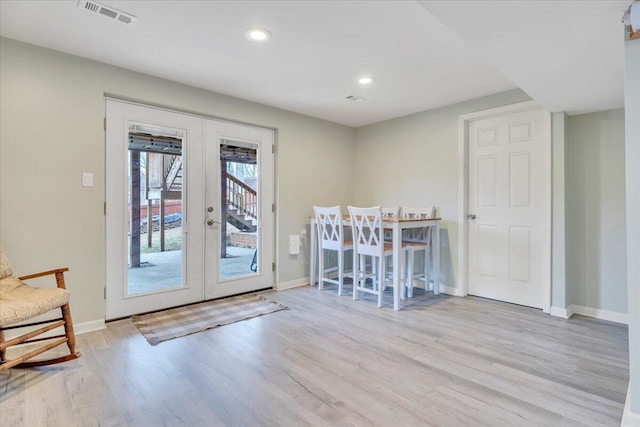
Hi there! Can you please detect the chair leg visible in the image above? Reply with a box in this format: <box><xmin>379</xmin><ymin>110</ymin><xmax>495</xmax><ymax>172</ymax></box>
<box><xmin>423</xmin><ymin>248</ymin><xmax>431</xmax><ymax>292</ymax></box>
<box><xmin>407</xmin><ymin>249</ymin><xmax>414</xmax><ymax>298</ymax></box>
<box><xmin>377</xmin><ymin>256</ymin><xmax>384</xmax><ymax>308</ymax></box>
<box><xmin>318</xmin><ymin>249</ymin><xmax>325</xmax><ymax>291</ymax></box>
<box><xmin>61</xmin><ymin>303</ymin><xmax>76</xmax><ymax>354</ymax></box>
<box><xmin>337</xmin><ymin>248</ymin><xmax>343</xmax><ymax>296</ymax></box>
<box><xmin>353</xmin><ymin>252</ymin><xmax>360</xmax><ymax>301</ymax></box>
<box><xmin>0</xmin><ymin>329</ymin><xmax>6</xmax><ymax>362</ymax></box>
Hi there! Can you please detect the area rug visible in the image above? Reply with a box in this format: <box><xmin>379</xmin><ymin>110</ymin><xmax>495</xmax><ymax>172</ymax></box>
<box><xmin>132</xmin><ymin>294</ymin><xmax>288</xmax><ymax>345</ymax></box>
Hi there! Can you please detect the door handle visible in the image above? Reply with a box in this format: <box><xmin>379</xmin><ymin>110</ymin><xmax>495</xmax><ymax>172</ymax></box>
<box><xmin>467</xmin><ymin>214</ymin><xmax>477</xmax><ymax>220</ymax></box>
<box><xmin>206</xmin><ymin>219</ymin><xmax>219</xmax><ymax>226</ymax></box>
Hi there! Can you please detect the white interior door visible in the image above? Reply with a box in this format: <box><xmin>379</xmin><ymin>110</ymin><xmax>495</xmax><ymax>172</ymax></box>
<box><xmin>467</xmin><ymin>107</ymin><xmax>550</xmax><ymax>309</ymax></box>
<box><xmin>204</xmin><ymin>120</ymin><xmax>274</xmax><ymax>299</ymax></box>
<box><xmin>105</xmin><ymin>100</ymin><xmax>205</xmax><ymax>319</ymax></box>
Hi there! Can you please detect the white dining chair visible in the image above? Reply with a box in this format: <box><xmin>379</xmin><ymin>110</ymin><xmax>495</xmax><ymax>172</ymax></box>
<box><xmin>313</xmin><ymin>205</ymin><xmax>353</xmax><ymax>296</ymax></box>
<box><xmin>348</xmin><ymin>206</ymin><xmax>398</xmax><ymax>307</ymax></box>
<box><xmin>381</xmin><ymin>206</ymin><xmax>400</xmax><ymax>241</ymax></box>
<box><xmin>402</xmin><ymin>206</ymin><xmax>436</xmax><ymax>298</ymax></box>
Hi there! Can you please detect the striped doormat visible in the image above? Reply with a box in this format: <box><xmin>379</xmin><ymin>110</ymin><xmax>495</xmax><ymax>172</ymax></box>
<box><xmin>132</xmin><ymin>294</ymin><xmax>288</xmax><ymax>345</ymax></box>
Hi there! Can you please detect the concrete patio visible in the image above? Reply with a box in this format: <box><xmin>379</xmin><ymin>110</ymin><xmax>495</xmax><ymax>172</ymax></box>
<box><xmin>128</xmin><ymin>246</ymin><xmax>256</xmax><ymax>295</ymax></box>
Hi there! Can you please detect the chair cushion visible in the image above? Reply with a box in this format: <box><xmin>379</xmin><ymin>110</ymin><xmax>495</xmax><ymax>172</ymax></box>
<box><xmin>0</xmin><ymin>245</ymin><xmax>12</xmax><ymax>280</ymax></box>
<box><xmin>0</xmin><ymin>278</ymin><xmax>70</xmax><ymax>327</ymax></box>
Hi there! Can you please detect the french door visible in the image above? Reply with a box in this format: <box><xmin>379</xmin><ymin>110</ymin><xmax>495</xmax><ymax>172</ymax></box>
<box><xmin>204</xmin><ymin>119</ymin><xmax>274</xmax><ymax>299</ymax></box>
<box><xmin>105</xmin><ymin>100</ymin><xmax>274</xmax><ymax>320</ymax></box>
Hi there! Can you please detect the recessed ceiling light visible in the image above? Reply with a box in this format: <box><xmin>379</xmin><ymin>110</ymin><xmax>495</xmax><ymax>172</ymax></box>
<box><xmin>245</xmin><ymin>28</ymin><xmax>271</xmax><ymax>42</ymax></box>
<box><xmin>358</xmin><ymin>77</ymin><xmax>373</xmax><ymax>85</ymax></box>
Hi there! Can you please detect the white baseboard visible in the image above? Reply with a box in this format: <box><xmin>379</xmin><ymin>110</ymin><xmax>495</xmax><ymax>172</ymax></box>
<box><xmin>75</xmin><ymin>319</ymin><xmax>107</xmax><ymax>335</ymax></box>
<box><xmin>569</xmin><ymin>304</ymin><xmax>628</xmax><ymax>324</ymax></box>
<box><xmin>550</xmin><ymin>306</ymin><xmax>572</xmax><ymax>319</ymax></box>
<box><xmin>276</xmin><ymin>277</ymin><xmax>310</xmax><ymax>291</ymax></box>
<box><xmin>4</xmin><ymin>318</ymin><xmax>106</xmax><ymax>348</ymax></box>
<box><xmin>622</xmin><ymin>385</ymin><xmax>640</xmax><ymax>427</ymax></box>
<box><xmin>439</xmin><ymin>285</ymin><xmax>464</xmax><ymax>296</ymax></box>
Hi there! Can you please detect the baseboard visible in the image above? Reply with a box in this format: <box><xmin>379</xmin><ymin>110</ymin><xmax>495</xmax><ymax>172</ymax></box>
<box><xmin>550</xmin><ymin>306</ymin><xmax>572</xmax><ymax>319</ymax></box>
<box><xmin>276</xmin><ymin>277</ymin><xmax>310</xmax><ymax>291</ymax></box>
<box><xmin>439</xmin><ymin>284</ymin><xmax>464</xmax><ymax>296</ymax></box>
<box><xmin>4</xmin><ymin>318</ymin><xmax>106</xmax><ymax>348</ymax></box>
<box><xmin>75</xmin><ymin>319</ymin><xmax>107</xmax><ymax>335</ymax></box>
<box><xmin>569</xmin><ymin>304</ymin><xmax>628</xmax><ymax>324</ymax></box>
<box><xmin>622</xmin><ymin>385</ymin><xmax>640</xmax><ymax>427</ymax></box>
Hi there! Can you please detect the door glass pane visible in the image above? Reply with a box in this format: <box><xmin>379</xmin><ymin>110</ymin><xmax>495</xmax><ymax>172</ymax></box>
<box><xmin>127</xmin><ymin>124</ymin><xmax>184</xmax><ymax>295</ymax></box>
<box><xmin>220</xmin><ymin>139</ymin><xmax>259</xmax><ymax>280</ymax></box>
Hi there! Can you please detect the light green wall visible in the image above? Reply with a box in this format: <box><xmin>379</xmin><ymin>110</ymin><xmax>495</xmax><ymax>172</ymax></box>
<box><xmin>0</xmin><ymin>37</ymin><xmax>355</xmax><ymax>324</ymax></box>
<box><xmin>566</xmin><ymin>109</ymin><xmax>627</xmax><ymax>314</ymax></box>
<box><xmin>624</xmin><ymin>36</ymin><xmax>640</xmax><ymax>415</ymax></box>
<box><xmin>353</xmin><ymin>89</ymin><xmax>531</xmax><ymax>289</ymax></box>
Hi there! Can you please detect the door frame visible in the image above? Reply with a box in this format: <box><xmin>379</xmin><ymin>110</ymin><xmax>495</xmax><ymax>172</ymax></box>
<box><xmin>457</xmin><ymin>100</ymin><xmax>552</xmax><ymax>313</ymax></box>
<box><xmin>104</xmin><ymin>96</ymin><xmax>277</xmax><ymax>319</ymax></box>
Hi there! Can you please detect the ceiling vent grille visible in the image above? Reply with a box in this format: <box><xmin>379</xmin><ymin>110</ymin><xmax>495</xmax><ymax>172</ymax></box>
<box><xmin>345</xmin><ymin>95</ymin><xmax>366</xmax><ymax>102</ymax></box>
<box><xmin>78</xmin><ymin>1</ymin><xmax>137</xmax><ymax>25</ymax></box>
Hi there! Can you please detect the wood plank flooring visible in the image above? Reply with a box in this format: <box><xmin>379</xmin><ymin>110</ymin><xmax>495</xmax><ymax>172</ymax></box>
<box><xmin>0</xmin><ymin>286</ymin><xmax>629</xmax><ymax>426</ymax></box>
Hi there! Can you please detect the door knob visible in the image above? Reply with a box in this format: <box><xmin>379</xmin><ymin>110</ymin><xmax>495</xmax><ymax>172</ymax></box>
<box><xmin>467</xmin><ymin>214</ymin><xmax>477</xmax><ymax>220</ymax></box>
<box><xmin>206</xmin><ymin>219</ymin><xmax>219</xmax><ymax>226</ymax></box>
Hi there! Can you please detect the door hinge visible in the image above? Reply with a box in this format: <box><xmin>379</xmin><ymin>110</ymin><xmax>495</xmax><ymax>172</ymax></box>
<box><xmin>272</xmin><ymin>262</ymin><xmax>276</xmax><ymax>272</ymax></box>
<box><xmin>104</xmin><ymin>286</ymin><xmax>106</xmax><ymax>300</ymax></box>
<box><xmin>103</xmin><ymin>117</ymin><xmax>106</xmax><ymax>131</ymax></box>
<box><xmin>104</xmin><ymin>202</ymin><xmax>107</xmax><ymax>215</ymax></box>
<box><xmin>272</xmin><ymin>203</ymin><xmax>275</xmax><ymax>212</ymax></box>
<box><xmin>272</xmin><ymin>144</ymin><xmax>276</xmax><ymax>154</ymax></box>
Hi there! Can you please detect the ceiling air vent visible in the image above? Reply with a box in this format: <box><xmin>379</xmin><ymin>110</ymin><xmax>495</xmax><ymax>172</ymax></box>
<box><xmin>77</xmin><ymin>1</ymin><xmax>137</xmax><ymax>25</ymax></box>
<box><xmin>345</xmin><ymin>95</ymin><xmax>366</xmax><ymax>102</ymax></box>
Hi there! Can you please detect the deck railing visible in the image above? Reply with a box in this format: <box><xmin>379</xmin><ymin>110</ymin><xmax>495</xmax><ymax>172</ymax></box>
<box><xmin>225</xmin><ymin>172</ymin><xmax>257</xmax><ymax>219</ymax></box>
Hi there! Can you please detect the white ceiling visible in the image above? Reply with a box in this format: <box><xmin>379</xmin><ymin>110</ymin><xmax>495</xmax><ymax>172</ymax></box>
<box><xmin>0</xmin><ymin>1</ymin><xmax>630</xmax><ymax>127</ymax></box>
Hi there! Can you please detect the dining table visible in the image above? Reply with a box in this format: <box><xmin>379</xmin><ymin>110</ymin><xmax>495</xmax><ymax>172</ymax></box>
<box><xmin>309</xmin><ymin>215</ymin><xmax>441</xmax><ymax>310</ymax></box>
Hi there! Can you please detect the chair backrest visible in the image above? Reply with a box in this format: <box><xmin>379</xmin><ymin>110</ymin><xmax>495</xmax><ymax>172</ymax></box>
<box><xmin>0</xmin><ymin>245</ymin><xmax>13</xmax><ymax>280</ymax></box>
<box><xmin>402</xmin><ymin>206</ymin><xmax>436</xmax><ymax>242</ymax></box>
<box><xmin>402</xmin><ymin>206</ymin><xmax>436</xmax><ymax>219</ymax></box>
<box><xmin>348</xmin><ymin>206</ymin><xmax>384</xmax><ymax>257</ymax></box>
<box><xmin>313</xmin><ymin>206</ymin><xmax>345</xmax><ymax>250</ymax></box>
<box><xmin>381</xmin><ymin>206</ymin><xmax>400</xmax><ymax>219</ymax></box>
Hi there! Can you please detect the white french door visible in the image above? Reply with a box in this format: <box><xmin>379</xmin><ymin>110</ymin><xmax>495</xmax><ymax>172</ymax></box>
<box><xmin>106</xmin><ymin>100</ymin><xmax>274</xmax><ymax>319</ymax></box>
<box><xmin>203</xmin><ymin>119</ymin><xmax>274</xmax><ymax>299</ymax></box>
<box><xmin>467</xmin><ymin>107</ymin><xmax>550</xmax><ymax>309</ymax></box>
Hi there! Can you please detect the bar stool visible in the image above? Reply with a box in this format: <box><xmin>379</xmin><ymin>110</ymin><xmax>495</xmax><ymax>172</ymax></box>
<box><xmin>313</xmin><ymin>206</ymin><xmax>353</xmax><ymax>296</ymax></box>
<box><xmin>402</xmin><ymin>206</ymin><xmax>436</xmax><ymax>298</ymax></box>
<box><xmin>348</xmin><ymin>206</ymin><xmax>398</xmax><ymax>307</ymax></box>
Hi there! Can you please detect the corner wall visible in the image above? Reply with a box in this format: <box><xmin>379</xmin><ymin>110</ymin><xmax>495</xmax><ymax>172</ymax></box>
<box><xmin>624</xmin><ymin>32</ymin><xmax>640</xmax><ymax>418</ymax></box>
<box><xmin>566</xmin><ymin>109</ymin><xmax>628</xmax><ymax>317</ymax></box>
<box><xmin>0</xmin><ymin>37</ymin><xmax>355</xmax><ymax>325</ymax></box>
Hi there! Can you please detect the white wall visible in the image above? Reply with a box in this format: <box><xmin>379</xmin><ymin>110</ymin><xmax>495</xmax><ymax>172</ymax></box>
<box><xmin>353</xmin><ymin>89</ymin><xmax>531</xmax><ymax>291</ymax></box>
<box><xmin>624</xmin><ymin>34</ymin><xmax>640</xmax><ymax>417</ymax></box>
<box><xmin>566</xmin><ymin>109</ymin><xmax>628</xmax><ymax>315</ymax></box>
<box><xmin>0</xmin><ymin>37</ymin><xmax>355</xmax><ymax>325</ymax></box>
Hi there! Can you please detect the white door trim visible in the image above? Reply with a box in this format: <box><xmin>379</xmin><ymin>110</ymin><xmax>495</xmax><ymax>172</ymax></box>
<box><xmin>457</xmin><ymin>100</ymin><xmax>552</xmax><ymax>313</ymax></box>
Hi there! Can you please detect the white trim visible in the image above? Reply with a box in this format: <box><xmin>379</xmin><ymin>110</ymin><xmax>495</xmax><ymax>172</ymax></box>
<box><xmin>623</xmin><ymin>385</ymin><xmax>640</xmax><ymax>427</ymax></box>
<box><xmin>276</xmin><ymin>277</ymin><xmax>309</xmax><ymax>290</ymax></box>
<box><xmin>569</xmin><ymin>304</ymin><xmax>628</xmax><ymax>325</ymax></box>
<box><xmin>457</xmin><ymin>100</ymin><xmax>552</xmax><ymax>312</ymax></box>
<box><xmin>439</xmin><ymin>284</ymin><xmax>464</xmax><ymax>296</ymax></box>
<box><xmin>75</xmin><ymin>319</ymin><xmax>107</xmax><ymax>335</ymax></box>
<box><xmin>550</xmin><ymin>304</ymin><xmax>628</xmax><ymax>324</ymax></box>
<box><xmin>549</xmin><ymin>306</ymin><xmax>572</xmax><ymax>319</ymax></box>
<box><xmin>4</xmin><ymin>319</ymin><xmax>106</xmax><ymax>344</ymax></box>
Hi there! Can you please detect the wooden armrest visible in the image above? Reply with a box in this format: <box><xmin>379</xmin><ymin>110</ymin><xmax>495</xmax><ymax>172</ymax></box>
<box><xmin>18</xmin><ymin>268</ymin><xmax>69</xmax><ymax>281</ymax></box>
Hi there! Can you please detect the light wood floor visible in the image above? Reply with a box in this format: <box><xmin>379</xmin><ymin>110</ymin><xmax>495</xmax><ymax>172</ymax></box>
<box><xmin>0</xmin><ymin>286</ymin><xmax>629</xmax><ymax>426</ymax></box>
